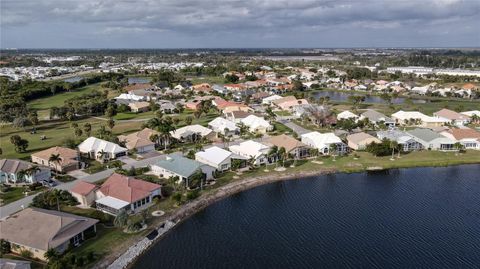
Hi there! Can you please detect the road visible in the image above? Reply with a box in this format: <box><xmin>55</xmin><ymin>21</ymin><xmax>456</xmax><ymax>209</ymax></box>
<box><xmin>0</xmin><ymin>155</ymin><xmax>167</xmax><ymax>219</ymax></box>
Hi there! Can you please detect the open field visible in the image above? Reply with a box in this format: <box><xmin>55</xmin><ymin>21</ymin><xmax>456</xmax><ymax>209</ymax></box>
<box><xmin>27</xmin><ymin>83</ymin><xmax>112</xmax><ymax>110</ymax></box>
<box><xmin>188</xmin><ymin>75</ymin><xmax>226</xmax><ymax>85</ymax></box>
<box><xmin>0</xmin><ymin>118</ymin><xmax>144</xmax><ymax>160</ymax></box>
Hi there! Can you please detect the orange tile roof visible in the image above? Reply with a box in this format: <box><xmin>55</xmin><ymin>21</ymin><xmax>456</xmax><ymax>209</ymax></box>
<box><xmin>447</xmin><ymin>128</ymin><xmax>480</xmax><ymax>140</ymax></box>
<box><xmin>99</xmin><ymin>173</ymin><xmax>160</xmax><ymax>203</ymax></box>
<box><xmin>71</xmin><ymin>181</ymin><xmax>98</xmax><ymax>196</ymax></box>
<box><xmin>31</xmin><ymin>146</ymin><xmax>79</xmax><ymax>166</ymax></box>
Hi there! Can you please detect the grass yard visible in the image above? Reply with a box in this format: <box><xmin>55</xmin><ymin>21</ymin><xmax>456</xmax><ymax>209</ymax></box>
<box><xmin>0</xmin><ymin>186</ymin><xmax>46</xmax><ymax>206</ymax></box>
<box><xmin>275</xmin><ymin>111</ymin><xmax>292</xmax><ymax>117</ymax></box>
<box><xmin>188</xmin><ymin>75</ymin><xmax>226</xmax><ymax>85</ymax></box>
<box><xmin>0</xmin><ymin>117</ymin><xmax>144</xmax><ymax>160</ymax></box>
<box><xmin>270</xmin><ymin>122</ymin><xmax>294</xmax><ymax>135</ymax></box>
<box><xmin>27</xmin><ymin>83</ymin><xmax>107</xmax><ymax>110</ymax></box>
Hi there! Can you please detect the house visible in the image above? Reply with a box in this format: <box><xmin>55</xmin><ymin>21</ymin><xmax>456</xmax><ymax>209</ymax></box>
<box><xmin>407</xmin><ymin>128</ymin><xmax>455</xmax><ymax>151</ymax></box>
<box><xmin>128</xmin><ymin>101</ymin><xmax>150</xmax><ymax>113</ymax></box>
<box><xmin>434</xmin><ymin>108</ymin><xmax>471</xmax><ymax>126</ymax></box>
<box><xmin>118</xmin><ymin>128</ymin><xmax>158</xmax><ymax>153</ymax></box>
<box><xmin>156</xmin><ymin>100</ymin><xmax>176</xmax><ymax>113</ymax></box>
<box><xmin>0</xmin><ymin>259</ymin><xmax>31</xmax><ymax>269</ymax></box>
<box><xmin>277</xmin><ymin>99</ymin><xmax>309</xmax><ymax>111</ymax></box>
<box><xmin>391</xmin><ymin>110</ymin><xmax>448</xmax><ymax>127</ymax></box>
<box><xmin>229</xmin><ymin>140</ymin><xmax>271</xmax><ymax>166</ymax></box>
<box><xmin>94</xmin><ymin>173</ymin><xmax>161</xmax><ymax>215</ymax></box>
<box><xmin>78</xmin><ymin>137</ymin><xmax>127</xmax><ymax>162</ymax></box>
<box><xmin>195</xmin><ymin>146</ymin><xmax>246</xmax><ymax>172</ymax></box>
<box><xmin>377</xmin><ymin>130</ymin><xmax>423</xmax><ymax>151</ymax></box>
<box><xmin>150</xmin><ymin>155</ymin><xmax>215</xmax><ymax>184</ymax></box>
<box><xmin>337</xmin><ymin>110</ymin><xmax>359</xmax><ymax>121</ymax></box>
<box><xmin>208</xmin><ymin>117</ymin><xmax>239</xmax><ymax>136</ymax></box>
<box><xmin>241</xmin><ymin>115</ymin><xmax>273</xmax><ymax>134</ymax></box>
<box><xmin>31</xmin><ymin>146</ymin><xmax>79</xmax><ymax>173</ymax></box>
<box><xmin>192</xmin><ymin>83</ymin><xmax>212</xmax><ymax>93</ymax></box>
<box><xmin>262</xmin><ymin>95</ymin><xmax>283</xmax><ymax>105</ymax></box>
<box><xmin>0</xmin><ymin>159</ymin><xmax>51</xmax><ymax>185</ymax></box>
<box><xmin>0</xmin><ymin>208</ymin><xmax>98</xmax><ymax>261</ymax></box>
<box><xmin>70</xmin><ymin>181</ymin><xmax>99</xmax><ymax>207</ymax></box>
<box><xmin>440</xmin><ymin>128</ymin><xmax>480</xmax><ymax>150</ymax></box>
<box><xmin>301</xmin><ymin>132</ymin><xmax>347</xmax><ymax>155</ymax></box>
<box><xmin>225</xmin><ymin>110</ymin><xmax>254</xmax><ymax>124</ymax></box>
<box><xmin>346</xmin><ymin>132</ymin><xmax>381</xmax><ymax>150</ymax></box>
<box><xmin>124</xmin><ymin>83</ymin><xmax>156</xmax><ymax>93</ymax></box>
<box><xmin>170</xmin><ymin>124</ymin><xmax>215</xmax><ymax>142</ymax></box>
<box><xmin>360</xmin><ymin>110</ymin><xmax>396</xmax><ymax>127</ymax></box>
<box><xmin>263</xmin><ymin>134</ymin><xmax>309</xmax><ymax>159</ymax></box>
<box><xmin>461</xmin><ymin>110</ymin><xmax>480</xmax><ymax>119</ymax></box>
<box><xmin>114</xmin><ymin>93</ymin><xmax>145</xmax><ymax>104</ymax></box>
<box><xmin>271</xmin><ymin>96</ymin><xmax>297</xmax><ymax>108</ymax></box>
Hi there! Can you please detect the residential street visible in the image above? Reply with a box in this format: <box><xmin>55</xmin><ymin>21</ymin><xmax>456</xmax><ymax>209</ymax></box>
<box><xmin>279</xmin><ymin>119</ymin><xmax>311</xmax><ymax>136</ymax></box>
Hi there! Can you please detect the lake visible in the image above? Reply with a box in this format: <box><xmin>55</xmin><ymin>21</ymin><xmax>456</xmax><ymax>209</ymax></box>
<box><xmin>128</xmin><ymin>77</ymin><xmax>152</xmax><ymax>84</ymax></box>
<box><xmin>133</xmin><ymin>165</ymin><xmax>480</xmax><ymax>269</ymax></box>
<box><xmin>312</xmin><ymin>90</ymin><xmax>427</xmax><ymax>104</ymax></box>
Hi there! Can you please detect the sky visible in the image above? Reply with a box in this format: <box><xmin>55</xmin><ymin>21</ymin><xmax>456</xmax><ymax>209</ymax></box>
<box><xmin>1</xmin><ymin>0</ymin><xmax>480</xmax><ymax>49</ymax></box>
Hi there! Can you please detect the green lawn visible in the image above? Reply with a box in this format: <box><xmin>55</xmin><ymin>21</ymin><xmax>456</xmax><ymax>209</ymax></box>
<box><xmin>275</xmin><ymin>111</ymin><xmax>292</xmax><ymax>117</ymax></box>
<box><xmin>113</xmin><ymin>111</ymin><xmax>155</xmax><ymax>120</ymax></box>
<box><xmin>27</xmin><ymin>83</ymin><xmax>106</xmax><ymax>110</ymax></box>
<box><xmin>0</xmin><ymin>186</ymin><xmax>45</xmax><ymax>206</ymax></box>
<box><xmin>188</xmin><ymin>76</ymin><xmax>226</xmax><ymax>85</ymax></box>
<box><xmin>270</xmin><ymin>122</ymin><xmax>294</xmax><ymax>135</ymax></box>
<box><xmin>0</xmin><ymin>118</ymin><xmax>144</xmax><ymax>160</ymax></box>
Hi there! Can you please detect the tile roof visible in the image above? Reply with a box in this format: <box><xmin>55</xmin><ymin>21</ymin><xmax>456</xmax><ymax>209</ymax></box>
<box><xmin>70</xmin><ymin>180</ymin><xmax>98</xmax><ymax>196</ymax></box>
<box><xmin>31</xmin><ymin>146</ymin><xmax>79</xmax><ymax>166</ymax></box>
<box><xmin>0</xmin><ymin>208</ymin><xmax>98</xmax><ymax>251</ymax></box>
<box><xmin>99</xmin><ymin>173</ymin><xmax>160</xmax><ymax>203</ymax></box>
<box><xmin>0</xmin><ymin>159</ymin><xmax>35</xmax><ymax>174</ymax></box>
<box><xmin>264</xmin><ymin>134</ymin><xmax>307</xmax><ymax>153</ymax></box>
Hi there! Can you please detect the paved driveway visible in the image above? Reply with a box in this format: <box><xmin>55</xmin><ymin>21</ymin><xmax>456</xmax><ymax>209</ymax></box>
<box><xmin>280</xmin><ymin>120</ymin><xmax>311</xmax><ymax>136</ymax></box>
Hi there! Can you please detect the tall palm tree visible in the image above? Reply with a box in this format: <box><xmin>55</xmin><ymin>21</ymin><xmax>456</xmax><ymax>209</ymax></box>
<box><xmin>278</xmin><ymin>147</ymin><xmax>287</xmax><ymax>167</ymax></box>
<box><xmin>389</xmin><ymin>140</ymin><xmax>398</xmax><ymax>160</ymax></box>
<box><xmin>267</xmin><ymin>146</ymin><xmax>278</xmax><ymax>168</ymax></box>
<box><xmin>329</xmin><ymin>144</ymin><xmax>337</xmax><ymax>162</ymax></box>
<box><xmin>19</xmin><ymin>165</ymin><xmax>41</xmax><ymax>182</ymax></box>
<box><xmin>48</xmin><ymin>153</ymin><xmax>62</xmax><ymax>173</ymax></box>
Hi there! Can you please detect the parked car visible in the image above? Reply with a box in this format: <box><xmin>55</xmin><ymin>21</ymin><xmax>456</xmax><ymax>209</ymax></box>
<box><xmin>41</xmin><ymin>179</ymin><xmax>57</xmax><ymax>187</ymax></box>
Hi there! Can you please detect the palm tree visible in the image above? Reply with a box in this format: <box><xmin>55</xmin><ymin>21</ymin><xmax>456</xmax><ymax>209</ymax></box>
<box><xmin>267</xmin><ymin>146</ymin><xmax>278</xmax><ymax>168</ymax></box>
<box><xmin>248</xmin><ymin>156</ymin><xmax>256</xmax><ymax>170</ymax></box>
<box><xmin>97</xmin><ymin>150</ymin><xmax>107</xmax><ymax>163</ymax></box>
<box><xmin>278</xmin><ymin>147</ymin><xmax>287</xmax><ymax>167</ymax></box>
<box><xmin>329</xmin><ymin>144</ymin><xmax>337</xmax><ymax>161</ymax></box>
<box><xmin>389</xmin><ymin>140</ymin><xmax>398</xmax><ymax>161</ymax></box>
<box><xmin>19</xmin><ymin>165</ymin><xmax>41</xmax><ymax>182</ymax></box>
<box><xmin>48</xmin><ymin>153</ymin><xmax>62</xmax><ymax>173</ymax></box>
<box><xmin>309</xmin><ymin>148</ymin><xmax>319</xmax><ymax>160</ymax></box>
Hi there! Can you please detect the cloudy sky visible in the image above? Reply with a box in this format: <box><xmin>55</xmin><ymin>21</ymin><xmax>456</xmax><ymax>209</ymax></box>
<box><xmin>1</xmin><ymin>0</ymin><xmax>479</xmax><ymax>48</ymax></box>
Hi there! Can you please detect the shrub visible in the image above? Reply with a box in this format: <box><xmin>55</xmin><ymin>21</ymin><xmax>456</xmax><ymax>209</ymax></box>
<box><xmin>186</xmin><ymin>190</ymin><xmax>200</xmax><ymax>200</ymax></box>
<box><xmin>0</xmin><ymin>239</ymin><xmax>11</xmax><ymax>255</ymax></box>
<box><xmin>171</xmin><ymin>193</ymin><xmax>182</xmax><ymax>203</ymax></box>
<box><xmin>20</xmin><ymin>249</ymin><xmax>33</xmax><ymax>258</ymax></box>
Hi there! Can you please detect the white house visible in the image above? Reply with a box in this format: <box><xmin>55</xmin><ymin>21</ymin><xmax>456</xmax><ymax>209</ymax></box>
<box><xmin>241</xmin><ymin>115</ymin><xmax>273</xmax><ymax>134</ymax></box>
<box><xmin>434</xmin><ymin>109</ymin><xmax>471</xmax><ymax>126</ymax></box>
<box><xmin>170</xmin><ymin>124</ymin><xmax>215</xmax><ymax>142</ymax></box>
<box><xmin>391</xmin><ymin>110</ymin><xmax>448</xmax><ymax>127</ymax></box>
<box><xmin>0</xmin><ymin>159</ymin><xmax>51</xmax><ymax>185</ymax></box>
<box><xmin>337</xmin><ymin>110</ymin><xmax>359</xmax><ymax>121</ymax></box>
<box><xmin>301</xmin><ymin>131</ymin><xmax>347</xmax><ymax>155</ymax></box>
<box><xmin>208</xmin><ymin>117</ymin><xmax>239</xmax><ymax>136</ymax></box>
<box><xmin>262</xmin><ymin>95</ymin><xmax>283</xmax><ymax>105</ymax></box>
<box><xmin>77</xmin><ymin>137</ymin><xmax>127</xmax><ymax>161</ymax></box>
<box><xmin>195</xmin><ymin>146</ymin><xmax>246</xmax><ymax>172</ymax></box>
<box><xmin>114</xmin><ymin>93</ymin><xmax>145</xmax><ymax>102</ymax></box>
<box><xmin>229</xmin><ymin>140</ymin><xmax>271</xmax><ymax>166</ymax></box>
<box><xmin>440</xmin><ymin>128</ymin><xmax>480</xmax><ymax>150</ymax></box>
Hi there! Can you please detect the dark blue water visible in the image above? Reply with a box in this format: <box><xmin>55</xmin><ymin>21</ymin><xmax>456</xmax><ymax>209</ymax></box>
<box><xmin>134</xmin><ymin>165</ymin><xmax>480</xmax><ymax>269</ymax></box>
<box><xmin>312</xmin><ymin>91</ymin><xmax>427</xmax><ymax>104</ymax></box>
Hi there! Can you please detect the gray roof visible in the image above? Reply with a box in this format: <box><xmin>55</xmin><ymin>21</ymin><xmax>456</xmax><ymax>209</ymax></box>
<box><xmin>0</xmin><ymin>159</ymin><xmax>34</xmax><ymax>174</ymax></box>
<box><xmin>362</xmin><ymin>110</ymin><xmax>394</xmax><ymax>123</ymax></box>
<box><xmin>153</xmin><ymin>154</ymin><xmax>205</xmax><ymax>178</ymax></box>
<box><xmin>407</xmin><ymin>128</ymin><xmax>445</xmax><ymax>142</ymax></box>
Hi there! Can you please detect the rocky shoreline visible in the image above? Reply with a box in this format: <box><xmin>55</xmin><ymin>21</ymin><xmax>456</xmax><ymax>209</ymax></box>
<box><xmin>106</xmin><ymin>168</ymin><xmax>337</xmax><ymax>269</ymax></box>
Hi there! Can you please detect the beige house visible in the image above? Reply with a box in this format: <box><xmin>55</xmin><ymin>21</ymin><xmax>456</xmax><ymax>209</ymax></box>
<box><xmin>129</xmin><ymin>101</ymin><xmax>151</xmax><ymax>113</ymax></box>
<box><xmin>346</xmin><ymin>132</ymin><xmax>381</xmax><ymax>150</ymax></box>
<box><xmin>264</xmin><ymin>134</ymin><xmax>309</xmax><ymax>159</ymax></box>
<box><xmin>118</xmin><ymin>128</ymin><xmax>159</xmax><ymax>153</ymax></box>
<box><xmin>0</xmin><ymin>208</ymin><xmax>98</xmax><ymax>261</ymax></box>
<box><xmin>31</xmin><ymin>146</ymin><xmax>79</xmax><ymax>173</ymax></box>
<box><xmin>70</xmin><ymin>180</ymin><xmax>99</xmax><ymax>207</ymax></box>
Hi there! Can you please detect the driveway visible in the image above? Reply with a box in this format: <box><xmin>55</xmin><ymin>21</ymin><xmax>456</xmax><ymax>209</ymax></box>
<box><xmin>118</xmin><ymin>156</ymin><xmax>137</xmax><ymax>166</ymax></box>
<box><xmin>280</xmin><ymin>120</ymin><xmax>311</xmax><ymax>136</ymax></box>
